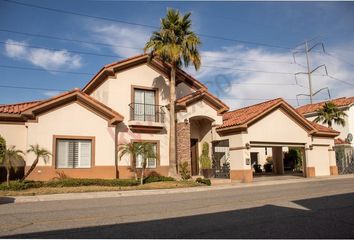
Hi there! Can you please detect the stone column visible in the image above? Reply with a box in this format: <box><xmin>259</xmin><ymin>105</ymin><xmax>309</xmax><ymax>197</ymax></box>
<box><xmin>176</xmin><ymin>121</ymin><xmax>191</xmax><ymax>173</ymax></box>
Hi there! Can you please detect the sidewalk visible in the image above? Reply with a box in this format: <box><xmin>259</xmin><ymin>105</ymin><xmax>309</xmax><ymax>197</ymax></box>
<box><xmin>4</xmin><ymin>174</ymin><xmax>354</xmax><ymax>204</ymax></box>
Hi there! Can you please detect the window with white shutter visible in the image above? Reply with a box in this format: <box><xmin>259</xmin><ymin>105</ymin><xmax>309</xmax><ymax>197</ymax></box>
<box><xmin>56</xmin><ymin>139</ymin><xmax>92</xmax><ymax>168</ymax></box>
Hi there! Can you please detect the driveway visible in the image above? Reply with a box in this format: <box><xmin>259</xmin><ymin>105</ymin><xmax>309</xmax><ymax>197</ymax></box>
<box><xmin>1</xmin><ymin>177</ymin><xmax>354</xmax><ymax>238</ymax></box>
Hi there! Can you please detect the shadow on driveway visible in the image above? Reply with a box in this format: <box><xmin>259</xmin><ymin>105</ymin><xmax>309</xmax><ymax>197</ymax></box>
<box><xmin>3</xmin><ymin>193</ymin><xmax>354</xmax><ymax>239</ymax></box>
<box><xmin>0</xmin><ymin>197</ymin><xmax>15</xmax><ymax>205</ymax></box>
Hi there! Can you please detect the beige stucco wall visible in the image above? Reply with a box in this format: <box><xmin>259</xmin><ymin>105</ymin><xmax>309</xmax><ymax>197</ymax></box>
<box><xmin>247</xmin><ymin>109</ymin><xmax>309</xmax><ymax>144</ymax></box>
<box><xmin>177</xmin><ymin>100</ymin><xmax>223</xmax><ymax>125</ymax></box>
<box><xmin>26</xmin><ymin>102</ymin><xmax>116</xmax><ymax>167</ymax></box>
<box><xmin>0</xmin><ymin>123</ymin><xmax>27</xmax><ymax>152</ymax></box>
<box><xmin>90</xmin><ymin>64</ymin><xmax>172</xmax><ymax>168</ymax></box>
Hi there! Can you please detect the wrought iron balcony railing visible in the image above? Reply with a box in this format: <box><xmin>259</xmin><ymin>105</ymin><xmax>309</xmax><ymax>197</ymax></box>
<box><xmin>129</xmin><ymin>103</ymin><xmax>165</xmax><ymax>123</ymax></box>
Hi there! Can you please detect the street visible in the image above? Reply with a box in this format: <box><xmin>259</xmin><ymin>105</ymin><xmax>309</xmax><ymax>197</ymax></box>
<box><xmin>1</xmin><ymin>177</ymin><xmax>354</xmax><ymax>238</ymax></box>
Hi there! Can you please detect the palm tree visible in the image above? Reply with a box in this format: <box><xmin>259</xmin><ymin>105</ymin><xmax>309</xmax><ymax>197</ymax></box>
<box><xmin>314</xmin><ymin>101</ymin><xmax>347</xmax><ymax>128</ymax></box>
<box><xmin>21</xmin><ymin>144</ymin><xmax>51</xmax><ymax>181</ymax></box>
<box><xmin>118</xmin><ymin>142</ymin><xmax>140</xmax><ymax>181</ymax></box>
<box><xmin>3</xmin><ymin>146</ymin><xmax>24</xmax><ymax>186</ymax></box>
<box><xmin>119</xmin><ymin>142</ymin><xmax>156</xmax><ymax>185</ymax></box>
<box><xmin>144</xmin><ymin>8</ymin><xmax>201</xmax><ymax>177</ymax></box>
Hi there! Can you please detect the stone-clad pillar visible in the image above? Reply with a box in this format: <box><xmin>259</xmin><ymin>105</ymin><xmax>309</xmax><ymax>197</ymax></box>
<box><xmin>176</xmin><ymin>121</ymin><xmax>191</xmax><ymax>172</ymax></box>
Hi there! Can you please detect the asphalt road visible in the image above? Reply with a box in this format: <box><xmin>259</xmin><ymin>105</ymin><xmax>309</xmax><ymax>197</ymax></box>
<box><xmin>1</xmin><ymin>177</ymin><xmax>354</xmax><ymax>238</ymax></box>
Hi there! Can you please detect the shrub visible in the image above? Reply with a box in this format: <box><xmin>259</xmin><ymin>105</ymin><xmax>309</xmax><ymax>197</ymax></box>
<box><xmin>179</xmin><ymin>161</ymin><xmax>191</xmax><ymax>180</ymax></box>
<box><xmin>195</xmin><ymin>177</ymin><xmax>211</xmax><ymax>186</ymax></box>
<box><xmin>0</xmin><ymin>180</ymin><xmax>43</xmax><ymax>191</ymax></box>
<box><xmin>143</xmin><ymin>175</ymin><xmax>175</xmax><ymax>184</ymax></box>
<box><xmin>199</xmin><ymin>142</ymin><xmax>211</xmax><ymax>169</ymax></box>
<box><xmin>44</xmin><ymin>178</ymin><xmax>139</xmax><ymax>188</ymax></box>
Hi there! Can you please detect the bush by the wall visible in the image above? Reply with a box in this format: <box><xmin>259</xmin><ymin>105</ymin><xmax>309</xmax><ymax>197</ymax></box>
<box><xmin>143</xmin><ymin>175</ymin><xmax>175</xmax><ymax>184</ymax></box>
<box><xmin>195</xmin><ymin>177</ymin><xmax>211</xmax><ymax>186</ymax></box>
<box><xmin>179</xmin><ymin>161</ymin><xmax>191</xmax><ymax>180</ymax></box>
<box><xmin>0</xmin><ymin>178</ymin><xmax>139</xmax><ymax>190</ymax></box>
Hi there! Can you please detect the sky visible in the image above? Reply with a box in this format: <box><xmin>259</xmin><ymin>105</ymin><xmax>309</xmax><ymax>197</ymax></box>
<box><xmin>0</xmin><ymin>0</ymin><xmax>353</xmax><ymax>109</ymax></box>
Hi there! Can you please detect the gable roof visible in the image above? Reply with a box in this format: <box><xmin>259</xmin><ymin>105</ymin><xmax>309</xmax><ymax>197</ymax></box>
<box><xmin>82</xmin><ymin>54</ymin><xmax>208</xmax><ymax>94</ymax></box>
<box><xmin>176</xmin><ymin>89</ymin><xmax>229</xmax><ymax>114</ymax></box>
<box><xmin>297</xmin><ymin>96</ymin><xmax>354</xmax><ymax>115</ymax></box>
<box><xmin>1</xmin><ymin>89</ymin><xmax>124</xmax><ymax>125</ymax></box>
<box><xmin>0</xmin><ymin>100</ymin><xmax>43</xmax><ymax>115</ymax></box>
<box><xmin>217</xmin><ymin>98</ymin><xmax>339</xmax><ymax>137</ymax></box>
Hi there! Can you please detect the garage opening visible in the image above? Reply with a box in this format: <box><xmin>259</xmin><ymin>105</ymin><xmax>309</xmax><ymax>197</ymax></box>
<box><xmin>250</xmin><ymin>142</ymin><xmax>306</xmax><ymax>178</ymax></box>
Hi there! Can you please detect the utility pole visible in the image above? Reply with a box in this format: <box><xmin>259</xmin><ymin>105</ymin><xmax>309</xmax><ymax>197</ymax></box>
<box><xmin>304</xmin><ymin>41</ymin><xmax>313</xmax><ymax>103</ymax></box>
<box><xmin>293</xmin><ymin>41</ymin><xmax>330</xmax><ymax>105</ymax></box>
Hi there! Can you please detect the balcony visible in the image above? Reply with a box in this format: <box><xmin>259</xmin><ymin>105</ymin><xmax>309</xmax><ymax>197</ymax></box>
<box><xmin>128</xmin><ymin>103</ymin><xmax>166</xmax><ymax>132</ymax></box>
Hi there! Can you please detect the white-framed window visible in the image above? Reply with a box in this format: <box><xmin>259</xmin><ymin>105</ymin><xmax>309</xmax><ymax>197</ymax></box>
<box><xmin>134</xmin><ymin>88</ymin><xmax>156</xmax><ymax>122</ymax></box>
<box><xmin>134</xmin><ymin>142</ymin><xmax>157</xmax><ymax>169</ymax></box>
<box><xmin>56</xmin><ymin>139</ymin><xmax>92</xmax><ymax>168</ymax></box>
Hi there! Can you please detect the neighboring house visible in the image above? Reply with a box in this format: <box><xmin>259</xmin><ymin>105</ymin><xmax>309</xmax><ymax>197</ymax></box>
<box><xmin>297</xmin><ymin>97</ymin><xmax>354</xmax><ymax>145</ymax></box>
<box><xmin>0</xmin><ymin>54</ymin><xmax>340</xmax><ymax>183</ymax></box>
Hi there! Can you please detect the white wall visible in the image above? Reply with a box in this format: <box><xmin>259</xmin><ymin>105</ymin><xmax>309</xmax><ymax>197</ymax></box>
<box><xmin>0</xmin><ymin>123</ymin><xmax>27</xmax><ymax>153</ymax></box>
<box><xmin>26</xmin><ymin>103</ymin><xmax>116</xmax><ymax>167</ymax></box>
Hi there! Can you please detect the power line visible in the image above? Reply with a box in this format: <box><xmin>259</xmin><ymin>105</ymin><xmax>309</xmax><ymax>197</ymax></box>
<box><xmin>0</xmin><ymin>64</ymin><xmax>94</xmax><ymax>75</ymax></box>
<box><xmin>0</xmin><ymin>29</ymin><xmax>143</xmax><ymax>51</ymax></box>
<box><xmin>0</xmin><ymin>41</ymin><xmax>126</xmax><ymax>59</ymax></box>
<box><xmin>201</xmin><ymin>65</ymin><xmax>295</xmax><ymax>75</ymax></box>
<box><xmin>0</xmin><ymin>84</ymin><xmax>67</xmax><ymax>91</ymax></box>
<box><xmin>0</xmin><ymin>37</ymin><xmax>294</xmax><ymax>64</ymax></box>
<box><xmin>2</xmin><ymin>0</ymin><xmax>293</xmax><ymax>50</ymax></box>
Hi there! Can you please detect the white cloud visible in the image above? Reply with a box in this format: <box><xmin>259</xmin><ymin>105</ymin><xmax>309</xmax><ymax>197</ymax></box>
<box><xmin>88</xmin><ymin>23</ymin><xmax>150</xmax><ymax>57</ymax></box>
<box><xmin>4</xmin><ymin>39</ymin><xmax>82</xmax><ymax>71</ymax></box>
<box><xmin>42</xmin><ymin>91</ymin><xmax>61</xmax><ymax>97</ymax></box>
<box><xmin>187</xmin><ymin>44</ymin><xmax>354</xmax><ymax>109</ymax></box>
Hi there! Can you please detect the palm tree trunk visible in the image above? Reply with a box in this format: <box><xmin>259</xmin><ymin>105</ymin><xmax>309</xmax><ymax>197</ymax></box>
<box><xmin>169</xmin><ymin>63</ymin><xmax>177</xmax><ymax>177</ymax></box>
<box><xmin>21</xmin><ymin>158</ymin><xmax>38</xmax><ymax>181</ymax></box>
<box><xmin>140</xmin><ymin>158</ymin><xmax>146</xmax><ymax>185</ymax></box>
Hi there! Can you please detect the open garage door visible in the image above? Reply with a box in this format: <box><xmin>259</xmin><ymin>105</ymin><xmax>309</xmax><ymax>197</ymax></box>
<box><xmin>250</xmin><ymin>142</ymin><xmax>306</xmax><ymax>178</ymax></box>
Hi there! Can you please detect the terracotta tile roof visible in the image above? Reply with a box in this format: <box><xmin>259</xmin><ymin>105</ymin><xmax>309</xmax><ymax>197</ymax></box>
<box><xmin>297</xmin><ymin>96</ymin><xmax>354</xmax><ymax>115</ymax></box>
<box><xmin>0</xmin><ymin>100</ymin><xmax>43</xmax><ymax>114</ymax></box>
<box><xmin>308</xmin><ymin>121</ymin><xmax>339</xmax><ymax>134</ymax></box>
<box><xmin>0</xmin><ymin>88</ymin><xmax>124</xmax><ymax>123</ymax></box>
<box><xmin>217</xmin><ymin>98</ymin><xmax>339</xmax><ymax>136</ymax></box>
<box><xmin>219</xmin><ymin>98</ymin><xmax>283</xmax><ymax>129</ymax></box>
<box><xmin>334</xmin><ymin>138</ymin><xmax>351</xmax><ymax>145</ymax></box>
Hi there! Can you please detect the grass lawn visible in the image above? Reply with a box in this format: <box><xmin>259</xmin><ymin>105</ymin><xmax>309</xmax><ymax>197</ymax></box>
<box><xmin>0</xmin><ymin>180</ymin><xmax>204</xmax><ymax>196</ymax></box>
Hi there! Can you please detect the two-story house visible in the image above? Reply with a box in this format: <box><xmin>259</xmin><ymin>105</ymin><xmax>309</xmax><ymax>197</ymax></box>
<box><xmin>0</xmin><ymin>54</ymin><xmax>340</xmax><ymax>183</ymax></box>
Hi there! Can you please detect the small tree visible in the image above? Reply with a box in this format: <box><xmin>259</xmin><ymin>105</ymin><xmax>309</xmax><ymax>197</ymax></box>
<box><xmin>3</xmin><ymin>146</ymin><xmax>24</xmax><ymax>186</ymax></box>
<box><xmin>314</xmin><ymin>101</ymin><xmax>347</xmax><ymax>128</ymax></box>
<box><xmin>22</xmin><ymin>144</ymin><xmax>51</xmax><ymax>181</ymax></box>
<box><xmin>199</xmin><ymin>142</ymin><xmax>211</xmax><ymax>169</ymax></box>
<box><xmin>179</xmin><ymin>161</ymin><xmax>191</xmax><ymax>180</ymax></box>
<box><xmin>119</xmin><ymin>142</ymin><xmax>156</xmax><ymax>185</ymax></box>
<box><xmin>138</xmin><ymin>142</ymin><xmax>156</xmax><ymax>185</ymax></box>
<box><xmin>0</xmin><ymin>135</ymin><xmax>5</xmax><ymax>163</ymax></box>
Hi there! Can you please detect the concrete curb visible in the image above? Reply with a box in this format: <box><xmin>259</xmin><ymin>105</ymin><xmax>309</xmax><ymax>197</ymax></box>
<box><xmin>6</xmin><ymin>175</ymin><xmax>354</xmax><ymax>204</ymax></box>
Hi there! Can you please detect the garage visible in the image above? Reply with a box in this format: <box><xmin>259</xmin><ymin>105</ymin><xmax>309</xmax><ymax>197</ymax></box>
<box><xmin>214</xmin><ymin>98</ymin><xmax>339</xmax><ymax>182</ymax></box>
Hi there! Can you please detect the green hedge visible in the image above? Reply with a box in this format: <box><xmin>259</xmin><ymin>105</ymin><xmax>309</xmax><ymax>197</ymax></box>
<box><xmin>0</xmin><ymin>178</ymin><xmax>139</xmax><ymax>191</ymax></box>
<box><xmin>195</xmin><ymin>177</ymin><xmax>211</xmax><ymax>186</ymax></box>
<box><xmin>143</xmin><ymin>175</ymin><xmax>175</xmax><ymax>184</ymax></box>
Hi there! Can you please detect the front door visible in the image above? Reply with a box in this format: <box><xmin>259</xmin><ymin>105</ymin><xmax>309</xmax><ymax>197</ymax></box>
<box><xmin>190</xmin><ymin>139</ymin><xmax>199</xmax><ymax>176</ymax></box>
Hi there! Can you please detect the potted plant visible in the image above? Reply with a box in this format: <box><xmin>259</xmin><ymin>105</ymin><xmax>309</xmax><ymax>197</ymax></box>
<box><xmin>199</xmin><ymin>142</ymin><xmax>214</xmax><ymax>178</ymax></box>
<box><xmin>264</xmin><ymin>156</ymin><xmax>273</xmax><ymax>173</ymax></box>
<box><xmin>253</xmin><ymin>164</ymin><xmax>262</xmax><ymax>173</ymax></box>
